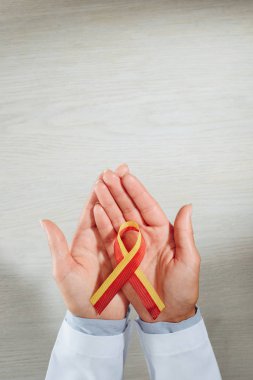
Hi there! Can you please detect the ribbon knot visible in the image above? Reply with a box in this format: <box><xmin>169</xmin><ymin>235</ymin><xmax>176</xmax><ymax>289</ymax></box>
<box><xmin>90</xmin><ymin>221</ymin><xmax>165</xmax><ymax>319</ymax></box>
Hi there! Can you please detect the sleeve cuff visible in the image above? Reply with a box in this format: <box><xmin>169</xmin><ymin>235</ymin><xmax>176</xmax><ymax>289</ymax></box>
<box><xmin>136</xmin><ymin>306</ymin><xmax>202</xmax><ymax>334</ymax></box>
<box><xmin>135</xmin><ymin>317</ymin><xmax>209</xmax><ymax>356</ymax></box>
<box><xmin>65</xmin><ymin>306</ymin><xmax>131</xmax><ymax>336</ymax></box>
<box><xmin>55</xmin><ymin>318</ymin><xmax>132</xmax><ymax>358</ymax></box>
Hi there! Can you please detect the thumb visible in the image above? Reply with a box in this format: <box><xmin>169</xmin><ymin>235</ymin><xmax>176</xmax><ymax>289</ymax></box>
<box><xmin>174</xmin><ymin>205</ymin><xmax>200</xmax><ymax>263</ymax></box>
<box><xmin>40</xmin><ymin>219</ymin><xmax>72</xmax><ymax>282</ymax></box>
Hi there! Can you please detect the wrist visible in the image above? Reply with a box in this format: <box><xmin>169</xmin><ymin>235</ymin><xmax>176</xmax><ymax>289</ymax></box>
<box><xmin>162</xmin><ymin>307</ymin><xmax>197</xmax><ymax>323</ymax></box>
<box><xmin>137</xmin><ymin>306</ymin><xmax>202</xmax><ymax>334</ymax></box>
<box><xmin>69</xmin><ymin>307</ymin><xmax>129</xmax><ymax>321</ymax></box>
<box><xmin>141</xmin><ymin>306</ymin><xmax>197</xmax><ymax>323</ymax></box>
<box><xmin>65</xmin><ymin>307</ymin><xmax>131</xmax><ymax>336</ymax></box>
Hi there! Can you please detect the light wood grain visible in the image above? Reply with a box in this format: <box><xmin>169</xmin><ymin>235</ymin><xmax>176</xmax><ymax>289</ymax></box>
<box><xmin>0</xmin><ymin>1</ymin><xmax>253</xmax><ymax>379</ymax></box>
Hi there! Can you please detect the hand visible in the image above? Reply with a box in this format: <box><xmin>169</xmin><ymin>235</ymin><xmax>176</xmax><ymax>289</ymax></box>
<box><xmin>93</xmin><ymin>165</ymin><xmax>200</xmax><ymax>323</ymax></box>
<box><xmin>41</xmin><ymin>165</ymin><xmax>129</xmax><ymax>320</ymax></box>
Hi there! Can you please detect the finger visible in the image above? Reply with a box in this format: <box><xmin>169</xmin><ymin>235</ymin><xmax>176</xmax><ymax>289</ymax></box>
<box><xmin>115</xmin><ymin>163</ymin><xmax>129</xmax><ymax>177</ymax></box>
<box><xmin>80</xmin><ymin>163</ymin><xmax>128</xmax><ymax>229</ymax></box>
<box><xmin>40</xmin><ymin>220</ymin><xmax>74</xmax><ymax>281</ymax></box>
<box><xmin>103</xmin><ymin>169</ymin><xmax>143</xmax><ymax>223</ymax></box>
<box><xmin>73</xmin><ymin>166</ymin><xmax>128</xmax><ymax>232</ymax></box>
<box><xmin>121</xmin><ymin>173</ymin><xmax>168</xmax><ymax>226</ymax></box>
<box><xmin>77</xmin><ymin>172</ymin><xmax>104</xmax><ymax>230</ymax></box>
<box><xmin>93</xmin><ymin>203</ymin><xmax>116</xmax><ymax>261</ymax></box>
<box><xmin>174</xmin><ymin>204</ymin><xmax>200</xmax><ymax>264</ymax></box>
<box><xmin>95</xmin><ymin>180</ymin><xmax>125</xmax><ymax>230</ymax></box>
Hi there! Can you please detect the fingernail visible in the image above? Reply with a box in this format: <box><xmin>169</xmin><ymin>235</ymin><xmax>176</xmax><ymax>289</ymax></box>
<box><xmin>103</xmin><ymin>169</ymin><xmax>117</xmax><ymax>182</ymax></box>
<box><xmin>39</xmin><ymin>219</ymin><xmax>45</xmax><ymax>229</ymax></box>
<box><xmin>39</xmin><ymin>220</ymin><xmax>49</xmax><ymax>238</ymax></box>
<box><xmin>95</xmin><ymin>203</ymin><xmax>103</xmax><ymax>212</ymax></box>
<box><xmin>117</xmin><ymin>163</ymin><xmax>129</xmax><ymax>178</ymax></box>
<box><xmin>103</xmin><ymin>169</ymin><xmax>110</xmax><ymax>181</ymax></box>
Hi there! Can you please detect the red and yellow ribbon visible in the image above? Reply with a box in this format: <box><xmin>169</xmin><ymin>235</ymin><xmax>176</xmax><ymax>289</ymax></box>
<box><xmin>90</xmin><ymin>221</ymin><xmax>165</xmax><ymax>320</ymax></box>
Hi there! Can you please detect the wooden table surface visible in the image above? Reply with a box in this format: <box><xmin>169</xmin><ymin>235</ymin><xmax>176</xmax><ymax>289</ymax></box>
<box><xmin>1</xmin><ymin>1</ymin><xmax>253</xmax><ymax>379</ymax></box>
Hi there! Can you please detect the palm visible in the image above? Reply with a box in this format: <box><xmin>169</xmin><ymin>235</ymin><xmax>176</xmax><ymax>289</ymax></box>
<box><xmin>42</xmin><ymin>187</ymin><xmax>128</xmax><ymax>320</ymax></box>
<box><xmin>137</xmin><ymin>223</ymin><xmax>199</xmax><ymax>322</ymax></box>
<box><xmin>64</xmin><ymin>226</ymin><xmax>127</xmax><ymax>319</ymax></box>
<box><xmin>162</xmin><ymin>252</ymin><xmax>199</xmax><ymax>321</ymax></box>
<box><xmin>94</xmin><ymin>168</ymin><xmax>200</xmax><ymax>322</ymax></box>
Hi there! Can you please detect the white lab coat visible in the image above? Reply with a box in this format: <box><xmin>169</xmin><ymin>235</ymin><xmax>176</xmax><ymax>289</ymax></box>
<box><xmin>45</xmin><ymin>318</ymin><xmax>222</xmax><ymax>380</ymax></box>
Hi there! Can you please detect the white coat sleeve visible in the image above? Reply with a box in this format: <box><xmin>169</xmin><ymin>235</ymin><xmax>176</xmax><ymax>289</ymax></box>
<box><xmin>45</xmin><ymin>318</ymin><xmax>132</xmax><ymax>380</ymax></box>
<box><xmin>135</xmin><ymin>318</ymin><xmax>222</xmax><ymax>380</ymax></box>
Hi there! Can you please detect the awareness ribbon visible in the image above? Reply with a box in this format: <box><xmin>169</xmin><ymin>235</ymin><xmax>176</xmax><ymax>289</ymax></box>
<box><xmin>90</xmin><ymin>221</ymin><xmax>165</xmax><ymax>320</ymax></box>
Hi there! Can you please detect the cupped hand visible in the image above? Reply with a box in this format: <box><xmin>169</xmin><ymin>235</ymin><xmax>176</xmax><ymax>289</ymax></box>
<box><xmin>93</xmin><ymin>165</ymin><xmax>200</xmax><ymax>323</ymax></box>
<box><xmin>41</xmin><ymin>166</ymin><xmax>129</xmax><ymax>320</ymax></box>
